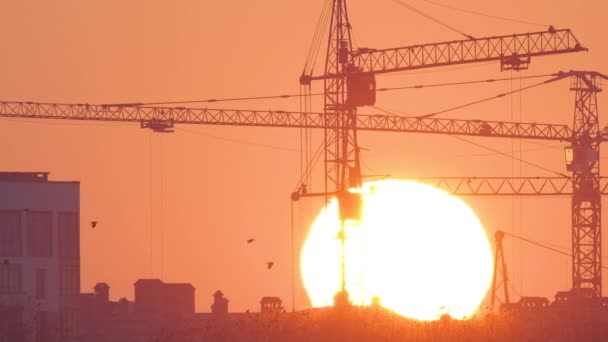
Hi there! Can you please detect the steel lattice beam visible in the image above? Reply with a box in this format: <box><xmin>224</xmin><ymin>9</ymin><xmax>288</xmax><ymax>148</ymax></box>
<box><xmin>358</xmin><ymin>115</ymin><xmax>573</xmax><ymax>141</ymax></box>
<box><xmin>411</xmin><ymin>176</ymin><xmax>608</xmax><ymax>196</ymax></box>
<box><xmin>305</xmin><ymin>29</ymin><xmax>586</xmax><ymax>81</ymax></box>
<box><xmin>0</xmin><ymin>101</ymin><xmax>577</xmax><ymax>142</ymax></box>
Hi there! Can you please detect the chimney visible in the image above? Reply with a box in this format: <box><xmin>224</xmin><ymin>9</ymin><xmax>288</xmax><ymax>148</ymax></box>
<box><xmin>94</xmin><ymin>283</ymin><xmax>110</xmax><ymax>303</ymax></box>
<box><xmin>211</xmin><ymin>290</ymin><xmax>229</xmax><ymax>314</ymax></box>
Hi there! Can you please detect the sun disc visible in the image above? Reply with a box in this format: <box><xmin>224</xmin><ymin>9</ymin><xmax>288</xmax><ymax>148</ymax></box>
<box><xmin>300</xmin><ymin>179</ymin><xmax>494</xmax><ymax>320</ymax></box>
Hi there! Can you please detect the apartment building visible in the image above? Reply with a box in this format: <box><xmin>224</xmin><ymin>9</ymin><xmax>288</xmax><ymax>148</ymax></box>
<box><xmin>0</xmin><ymin>172</ymin><xmax>79</xmax><ymax>342</ymax></box>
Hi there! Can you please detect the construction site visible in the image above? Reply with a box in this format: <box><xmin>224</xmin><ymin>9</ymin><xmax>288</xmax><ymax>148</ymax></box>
<box><xmin>1</xmin><ymin>0</ymin><xmax>608</xmax><ymax>341</ymax></box>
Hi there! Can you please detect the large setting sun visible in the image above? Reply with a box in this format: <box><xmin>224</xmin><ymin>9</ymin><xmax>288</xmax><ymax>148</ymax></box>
<box><xmin>301</xmin><ymin>179</ymin><xmax>494</xmax><ymax>321</ymax></box>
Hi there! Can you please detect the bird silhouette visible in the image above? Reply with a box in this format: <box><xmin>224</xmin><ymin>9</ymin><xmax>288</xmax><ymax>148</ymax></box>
<box><xmin>266</xmin><ymin>262</ymin><xmax>274</xmax><ymax>270</ymax></box>
<box><xmin>247</xmin><ymin>238</ymin><xmax>255</xmax><ymax>244</ymax></box>
<box><xmin>91</xmin><ymin>221</ymin><xmax>98</xmax><ymax>228</ymax></box>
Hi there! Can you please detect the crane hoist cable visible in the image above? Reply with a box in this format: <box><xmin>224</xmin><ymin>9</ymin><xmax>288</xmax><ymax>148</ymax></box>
<box><xmin>292</xmin><ymin>136</ymin><xmax>332</xmax><ymax>194</ymax></box>
<box><xmin>379</xmin><ymin>61</ymin><xmax>495</xmax><ymax>77</ymax></box>
<box><xmin>416</xmin><ymin>78</ymin><xmax>554</xmax><ymax>119</ymax></box>
<box><xmin>372</xmin><ymin>75</ymin><xmax>570</xmax><ymax>178</ymax></box>
<box><xmin>371</xmin><ymin>74</ymin><xmax>552</xmax><ymax>119</ymax></box>
<box><xmin>510</xmin><ymin>70</ymin><xmax>519</xmax><ymax>293</ymax></box>
<box><xmin>447</xmin><ymin>134</ymin><xmax>569</xmax><ymax>178</ymax></box>
<box><xmin>455</xmin><ymin>144</ymin><xmax>562</xmax><ymax>158</ymax></box>
<box><xmin>502</xmin><ymin>231</ymin><xmax>608</xmax><ymax>271</ymax></box>
<box><xmin>299</xmin><ymin>84</ymin><xmax>315</xmax><ymax>189</ymax></box>
<box><xmin>102</xmin><ymin>73</ymin><xmax>553</xmax><ymax>107</ymax></box>
<box><xmin>389</xmin><ymin>0</ymin><xmax>475</xmax><ymax>39</ymax></box>
<box><xmin>303</xmin><ymin>0</ymin><xmax>333</xmax><ymax>77</ymax></box>
<box><xmin>178</xmin><ymin>127</ymin><xmax>299</xmax><ymax>152</ymax></box>
<box><xmin>149</xmin><ymin>132</ymin><xmax>154</xmax><ymax>278</ymax></box>
<box><xmin>508</xmin><ymin>282</ymin><xmax>523</xmax><ymax>299</ymax></box>
<box><xmin>300</xmin><ymin>87</ymin><xmax>305</xmax><ymax>180</ymax></box>
<box><xmin>367</xmin><ymin>109</ymin><xmax>569</xmax><ymax>178</ymax></box>
<box><xmin>416</xmin><ymin>0</ymin><xmax>549</xmax><ymax>27</ymax></box>
<box><xmin>160</xmin><ymin>135</ymin><xmax>165</xmax><ymax>279</ymax></box>
<box><xmin>303</xmin><ymin>0</ymin><xmax>329</xmax><ymax>68</ymax></box>
<box><xmin>376</xmin><ymin>73</ymin><xmax>553</xmax><ymax>93</ymax></box>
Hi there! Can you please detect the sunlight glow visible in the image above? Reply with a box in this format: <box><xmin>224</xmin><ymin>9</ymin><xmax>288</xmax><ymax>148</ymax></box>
<box><xmin>301</xmin><ymin>179</ymin><xmax>494</xmax><ymax>321</ymax></box>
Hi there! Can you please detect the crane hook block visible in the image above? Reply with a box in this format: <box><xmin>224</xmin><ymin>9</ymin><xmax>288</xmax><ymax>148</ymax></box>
<box><xmin>347</xmin><ymin>72</ymin><xmax>376</xmax><ymax>107</ymax></box>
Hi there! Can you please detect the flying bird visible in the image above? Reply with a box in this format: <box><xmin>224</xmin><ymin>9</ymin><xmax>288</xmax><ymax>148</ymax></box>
<box><xmin>266</xmin><ymin>262</ymin><xmax>274</xmax><ymax>270</ymax></box>
<box><xmin>91</xmin><ymin>221</ymin><xmax>98</xmax><ymax>228</ymax></box>
<box><xmin>247</xmin><ymin>239</ymin><xmax>255</xmax><ymax>244</ymax></box>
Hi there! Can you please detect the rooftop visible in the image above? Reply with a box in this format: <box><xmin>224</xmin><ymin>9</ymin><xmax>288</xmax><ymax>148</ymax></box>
<box><xmin>0</xmin><ymin>172</ymin><xmax>49</xmax><ymax>182</ymax></box>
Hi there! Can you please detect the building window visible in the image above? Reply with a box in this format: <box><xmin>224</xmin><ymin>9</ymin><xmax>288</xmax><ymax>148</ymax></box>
<box><xmin>59</xmin><ymin>264</ymin><xmax>79</xmax><ymax>295</ymax></box>
<box><xmin>27</xmin><ymin>211</ymin><xmax>52</xmax><ymax>257</ymax></box>
<box><xmin>36</xmin><ymin>268</ymin><xmax>46</xmax><ymax>299</ymax></box>
<box><xmin>0</xmin><ymin>210</ymin><xmax>21</xmax><ymax>256</ymax></box>
<box><xmin>35</xmin><ymin>311</ymin><xmax>48</xmax><ymax>342</ymax></box>
<box><xmin>58</xmin><ymin>212</ymin><xmax>79</xmax><ymax>260</ymax></box>
<box><xmin>60</xmin><ymin>310</ymin><xmax>78</xmax><ymax>338</ymax></box>
<box><xmin>0</xmin><ymin>263</ymin><xmax>22</xmax><ymax>293</ymax></box>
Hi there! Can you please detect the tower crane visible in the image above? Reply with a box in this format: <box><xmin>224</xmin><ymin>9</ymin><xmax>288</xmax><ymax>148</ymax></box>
<box><xmin>299</xmin><ymin>0</ymin><xmax>586</xmax><ymax>304</ymax></box>
<box><xmin>0</xmin><ymin>0</ymin><xmax>597</xmax><ymax>304</ymax></box>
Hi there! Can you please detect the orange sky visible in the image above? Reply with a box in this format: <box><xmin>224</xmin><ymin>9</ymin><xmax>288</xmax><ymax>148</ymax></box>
<box><xmin>0</xmin><ymin>0</ymin><xmax>607</xmax><ymax>312</ymax></box>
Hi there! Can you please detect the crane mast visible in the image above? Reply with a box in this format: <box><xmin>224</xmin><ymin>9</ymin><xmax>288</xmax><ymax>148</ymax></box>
<box><xmin>322</xmin><ymin>0</ymin><xmax>361</xmax><ymax>305</ymax></box>
<box><xmin>568</xmin><ymin>72</ymin><xmax>604</xmax><ymax>296</ymax></box>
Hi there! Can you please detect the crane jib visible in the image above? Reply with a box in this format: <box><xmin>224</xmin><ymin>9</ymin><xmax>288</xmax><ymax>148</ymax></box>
<box><xmin>302</xmin><ymin>28</ymin><xmax>586</xmax><ymax>83</ymax></box>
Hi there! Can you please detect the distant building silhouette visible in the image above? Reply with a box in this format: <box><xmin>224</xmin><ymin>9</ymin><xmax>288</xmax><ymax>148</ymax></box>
<box><xmin>165</xmin><ymin>283</ymin><xmax>195</xmax><ymax>314</ymax></box>
<box><xmin>134</xmin><ymin>279</ymin><xmax>165</xmax><ymax>314</ymax></box>
<box><xmin>260</xmin><ymin>297</ymin><xmax>283</xmax><ymax>314</ymax></box>
<box><xmin>80</xmin><ymin>280</ymin><xmax>196</xmax><ymax>341</ymax></box>
<box><xmin>0</xmin><ymin>172</ymin><xmax>80</xmax><ymax>342</ymax></box>
<box><xmin>134</xmin><ymin>279</ymin><xmax>195</xmax><ymax>315</ymax></box>
<box><xmin>211</xmin><ymin>290</ymin><xmax>229</xmax><ymax>314</ymax></box>
<box><xmin>80</xmin><ymin>282</ymin><xmax>119</xmax><ymax>316</ymax></box>
<box><xmin>502</xmin><ymin>296</ymin><xmax>550</xmax><ymax>313</ymax></box>
<box><xmin>553</xmin><ymin>288</ymin><xmax>596</xmax><ymax>308</ymax></box>
<box><xmin>94</xmin><ymin>282</ymin><xmax>110</xmax><ymax>303</ymax></box>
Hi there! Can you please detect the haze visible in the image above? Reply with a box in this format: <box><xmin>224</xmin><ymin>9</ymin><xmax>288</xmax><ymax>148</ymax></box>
<box><xmin>0</xmin><ymin>0</ymin><xmax>606</xmax><ymax>312</ymax></box>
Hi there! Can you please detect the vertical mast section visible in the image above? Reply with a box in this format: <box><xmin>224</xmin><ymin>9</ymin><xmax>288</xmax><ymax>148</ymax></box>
<box><xmin>324</xmin><ymin>0</ymin><xmax>362</xmax><ymax>306</ymax></box>
<box><xmin>568</xmin><ymin>72</ymin><xmax>602</xmax><ymax>296</ymax></box>
<box><xmin>490</xmin><ymin>230</ymin><xmax>510</xmax><ymax>312</ymax></box>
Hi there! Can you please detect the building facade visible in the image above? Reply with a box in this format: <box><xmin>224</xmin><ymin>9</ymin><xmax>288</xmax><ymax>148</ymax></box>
<box><xmin>0</xmin><ymin>172</ymin><xmax>80</xmax><ymax>342</ymax></box>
